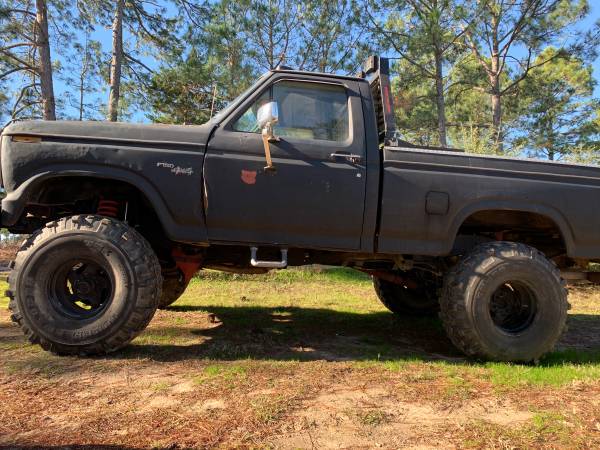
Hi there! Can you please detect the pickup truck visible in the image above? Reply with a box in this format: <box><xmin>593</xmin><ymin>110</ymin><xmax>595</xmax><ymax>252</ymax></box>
<box><xmin>1</xmin><ymin>56</ymin><xmax>599</xmax><ymax>362</ymax></box>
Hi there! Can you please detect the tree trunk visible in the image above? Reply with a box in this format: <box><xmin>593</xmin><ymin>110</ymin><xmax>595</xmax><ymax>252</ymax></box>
<box><xmin>108</xmin><ymin>0</ymin><xmax>124</xmax><ymax>122</ymax></box>
<box><xmin>79</xmin><ymin>37</ymin><xmax>89</xmax><ymax>121</ymax></box>
<box><xmin>35</xmin><ymin>0</ymin><xmax>56</xmax><ymax>120</ymax></box>
<box><xmin>490</xmin><ymin>13</ymin><xmax>503</xmax><ymax>152</ymax></box>
<box><xmin>490</xmin><ymin>69</ymin><xmax>502</xmax><ymax>152</ymax></box>
<box><xmin>434</xmin><ymin>50</ymin><xmax>448</xmax><ymax>148</ymax></box>
<box><xmin>79</xmin><ymin>76</ymin><xmax>84</xmax><ymax>121</ymax></box>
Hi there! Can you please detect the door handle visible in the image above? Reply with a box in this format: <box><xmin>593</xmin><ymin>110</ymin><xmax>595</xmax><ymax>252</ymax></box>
<box><xmin>329</xmin><ymin>152</ymin><xmax>363</xmax><ymax>164</ymax></box>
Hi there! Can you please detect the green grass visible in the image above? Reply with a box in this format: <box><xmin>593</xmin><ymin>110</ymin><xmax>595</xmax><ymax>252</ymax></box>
<box><xmin>356</xmin><ymin>357</ymin><xmax>600</xmax><ymax>388</ymax></box>
<box><xmin>486</xmin><ymin>359</ymin><xmax>600</xmax><ymax>387</ymax></box>
<box><xmin>463</xmin><ymin>411</ymin><xmax>575</xmax><ymax>448</ymax></box>
<box><xmin>191</xmin><ymin>363</ymin><xmax>247</xmax><ymax>385</ymax></box>
<box><xmin>2</xmin><ymin>267</ymin><xmax>600</xmax><ymax>388</ymax></box>
<box><xmin>0</xmin><ymin>292</ymin><xmax>8</xmax><ymax>309</ymax></box>
<box><xmin>250</xmin><ymin>394</ymin><xmax>293</xmax><ymax>424</ymax></box>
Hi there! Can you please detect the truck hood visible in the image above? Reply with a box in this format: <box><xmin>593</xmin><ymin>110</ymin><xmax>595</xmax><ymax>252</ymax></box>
<box><xmin>2</xmin><ymin>120</ymin><xmax>214</xmax><ymax>148</ymax></box>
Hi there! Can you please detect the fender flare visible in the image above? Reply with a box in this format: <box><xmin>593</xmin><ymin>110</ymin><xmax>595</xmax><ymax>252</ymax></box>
<box><xmin>1</xmin><ymin>166</ymin><xmax>207</xmax><ymax>243</ymax></box>
<box><xmin>448</xmin><ymin>199</ymin><xmax>575</xmax><ymax>254</ymax></box>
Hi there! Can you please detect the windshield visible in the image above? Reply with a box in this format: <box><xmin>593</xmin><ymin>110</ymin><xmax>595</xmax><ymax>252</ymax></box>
<box><xmin>210</xmin><ymin>71</ymin><xmax>271</xmax><ymax>124</ymax></box>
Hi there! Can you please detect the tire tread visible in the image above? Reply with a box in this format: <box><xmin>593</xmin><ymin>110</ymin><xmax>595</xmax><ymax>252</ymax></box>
<box><xmin>439</xmin><ymin>241</ymin><xmax>568</xmax><ymax>362</ymax></box>
<box><xmin>7</xmin><ymin>215</ymin><xmax>162</xmax><ymax>356</ymax></box>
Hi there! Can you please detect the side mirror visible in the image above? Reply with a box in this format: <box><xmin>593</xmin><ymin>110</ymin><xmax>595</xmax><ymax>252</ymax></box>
<box><xmin>256</xmin><ymin>101</ymin><xmax>279</xmax><ymax>172</ymax></box>
<box><xmin>257</xmin><ymin>101</ymin><xmax>279</xmax><ymax>129</ymax></box>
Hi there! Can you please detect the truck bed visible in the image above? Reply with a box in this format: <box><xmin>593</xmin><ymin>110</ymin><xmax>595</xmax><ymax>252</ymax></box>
<box><xmin>377</xmin><ymin>145</ymin><xmax>600</xmax><ymax>259</ymax></box>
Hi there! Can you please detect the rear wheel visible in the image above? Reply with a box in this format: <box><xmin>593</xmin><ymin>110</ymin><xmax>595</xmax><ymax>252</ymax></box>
<box><xmin>373</xmin><ymin>270</ymin><xmax>440</xmax><ymax>316</ymax></box>
<box><xmin>440</xmin><ymin>242</ymin><xmax>568</xmax><ymax>362</ymax></box>
<box><xmin>158</xmin><ymin>267</ymin><xmax>189</xmax><ymax>309</ymax></box>
<box><xmin>7</xmin><ymin>215</ymin><xmax>162</xmax><ymax>355</ymax></box>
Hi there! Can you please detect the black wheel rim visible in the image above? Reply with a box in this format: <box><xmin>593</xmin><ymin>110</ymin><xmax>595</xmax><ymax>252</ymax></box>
<box><xmin>48</xmin><ymin>259</ymin><xmax>114</xmax><ymax>320</ymax></box>
<box><xmin>489</xmin><ymin>281</ymin><xmax>537</xmax><ymax>334</ymax></box>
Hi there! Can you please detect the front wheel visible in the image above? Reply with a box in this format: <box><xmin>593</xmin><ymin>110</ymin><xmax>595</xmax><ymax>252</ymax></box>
<box><xmin>7</xmin><ymin>215</ymin><xmax>162</xmax><ymax>355</ymax></box>
<box><xmin>440</xmin><ymin>242</ymin><xmax>568</xmax><ymax>362</ymax></box>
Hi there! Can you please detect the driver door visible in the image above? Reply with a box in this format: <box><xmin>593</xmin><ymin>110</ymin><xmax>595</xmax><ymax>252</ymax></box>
<box><xmin>203</xmin><ymin>75</ymin><xmax>367</xmax><ymax>250</ymax></box>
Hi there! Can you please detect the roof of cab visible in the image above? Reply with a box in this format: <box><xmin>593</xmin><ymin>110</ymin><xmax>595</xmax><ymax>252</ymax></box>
<box><xmin>271</xmin><ymin>67</ymin><xmax>365</xmax><ymax>82</ymax></box>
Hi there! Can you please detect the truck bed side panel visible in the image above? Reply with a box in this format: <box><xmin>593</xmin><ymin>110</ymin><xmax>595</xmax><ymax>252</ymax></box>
<box><xmin>378</xmin><ymin>147</ymin><xmax>600</xmax><ymax>259</ymax></box>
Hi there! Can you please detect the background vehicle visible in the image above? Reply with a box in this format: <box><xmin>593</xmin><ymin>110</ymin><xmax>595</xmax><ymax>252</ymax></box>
<box><xmin>1</xmin><ymin>56</ymin><xmax>599</xmax><ymax>361</ymax></box>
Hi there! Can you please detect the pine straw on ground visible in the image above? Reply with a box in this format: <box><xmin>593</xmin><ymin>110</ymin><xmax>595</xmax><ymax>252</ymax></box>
<box><xmin>0</xmin><ymin>269</ymin><xmax>599</xmax><ymax>449</ymax></box>
<box><xmin>0</xmin><ymin>240</ymin><xmax>21</xmax><ymax>263</ymax></box>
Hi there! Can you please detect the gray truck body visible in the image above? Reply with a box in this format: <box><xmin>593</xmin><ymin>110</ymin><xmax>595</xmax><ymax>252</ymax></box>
<box><xmin>1</xmin><ymin>65</ymin><xmax>600</xmax><ymax>263</ymax></box>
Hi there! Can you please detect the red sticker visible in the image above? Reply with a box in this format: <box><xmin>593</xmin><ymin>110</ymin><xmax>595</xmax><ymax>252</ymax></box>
<box><xmin>241</xmin><ymin>169</ymin><xmax>257</xmax><ymax>185</ymax></box>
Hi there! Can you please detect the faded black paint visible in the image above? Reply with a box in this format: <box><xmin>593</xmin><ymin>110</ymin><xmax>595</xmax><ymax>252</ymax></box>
<box><xmin>1</xmin><ymin>120</ymin><xmax>213</xmax><ymax>243</ymax></box>
<box><xmin>1</xmin><ymin>70</ymin><xmax>600</xmax><ymax>259</ymax></box>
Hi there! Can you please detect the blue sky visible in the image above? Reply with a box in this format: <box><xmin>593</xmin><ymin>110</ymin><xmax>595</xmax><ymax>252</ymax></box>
<box><xmin>577</xmin><ymin>2</ymin><xmax>600</xmax><ymax>96</ymax></box>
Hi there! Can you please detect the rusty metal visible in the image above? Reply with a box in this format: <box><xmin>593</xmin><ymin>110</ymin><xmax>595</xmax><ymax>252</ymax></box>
<box><xmin>172</xmin><ymin>248</ymin><xmax>203</xmax><ymax>283</ymax></box>
<box><xmin>356</xmin><ymin>268</ymin><xmax>418</xmax><ymax>289</ymax></box>
<box><xmin>11</xmin><ymin>135</ymin><xmax>41</xmax><ymax>143</ymax></box>
<box><xmin>204</xmin><ymin>264</ymin><xmax>269</xmax><ymax>274</ymax></box>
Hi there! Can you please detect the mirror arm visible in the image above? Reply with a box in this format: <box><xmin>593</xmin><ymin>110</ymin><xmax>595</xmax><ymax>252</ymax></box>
<box><xmin>261</xmin><ymin>125</ymin><xmax>277</xmax><ymax>172</ymax></box>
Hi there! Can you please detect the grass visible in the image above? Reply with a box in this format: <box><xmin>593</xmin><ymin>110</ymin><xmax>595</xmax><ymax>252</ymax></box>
<box><xmin>2</xmin><ymin>268</ymin><xmax>600</xmax><ymax>386</ymax></box>
<box><xmin>1</xmin><ymin>267</ymin><xmax>600</xmax><ymax>447</ymax></box>
<box><xmin>356</xmin><ymin>409</ymin><xmax>390</xmax><ymax>427</ymax></box>
<box><xmin>191</xmin><ymin>363</ymin><xmax>247</xmax><ymax>385</ymax></box>
<box><xmin>463</xmin><ymin>411</ymin><xmax>576</xmax><ymax>449</ymax></box>
<box><xmin>0</xmin><ymin>293</ymin><xmax>8</xmax><ymax>309</ymax></box>
<box><xmin>250</xmin><ymin>394</ymin><xmax>293</xmax><ymax>424</ymax></box>
<box><xmin>486</xmin><ymin>358</ymin><xmax>600</xmax><ymax>388</ymax></box>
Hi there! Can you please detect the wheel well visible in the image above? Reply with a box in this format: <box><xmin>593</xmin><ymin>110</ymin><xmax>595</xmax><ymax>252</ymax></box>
<box><xmin>15</xmin><ymin>176</ymin><xmax>172</xmax><ymax>257</ymax></box>
<box><xmin>455</xmin><ymin>209</ymin><xmax>566</xmax><ymax>257</ymax></box>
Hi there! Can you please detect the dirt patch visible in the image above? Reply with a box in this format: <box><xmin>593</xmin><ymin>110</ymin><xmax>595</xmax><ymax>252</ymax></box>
<box><xmin>146</xmin><ymin>395</ymin><xmax>181</xmax><ymax>409</ymax></box>
<box><xmin>0</xmin><ymin>240</ymin><xmax>22</xmax><ymax>264</ymax></box>
<box><xmin>271</xmin><ymin>386</ymin><xmax>533</xmax><ymax>449</ymax></box>
<box><xmin>195</xmin><ymin>398</ymin><xmax>227</xmax><ymax>411</ymax></box>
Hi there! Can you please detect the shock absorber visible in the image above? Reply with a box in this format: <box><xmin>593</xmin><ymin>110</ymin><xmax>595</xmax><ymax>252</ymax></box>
<box><xmin>97</xmin><ymin>199</ymin><xmax>120</xmax><ymax>218</ymax></box>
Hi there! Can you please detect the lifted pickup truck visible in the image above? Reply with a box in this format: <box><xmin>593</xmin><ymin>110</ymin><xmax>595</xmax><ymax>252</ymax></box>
<box><xmin>2</xmin><ymin>56</ymin><xmax>599</xmax><ymax>362</ymax></box>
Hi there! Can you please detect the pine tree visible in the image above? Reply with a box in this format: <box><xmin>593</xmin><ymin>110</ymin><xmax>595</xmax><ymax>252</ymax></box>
<box><xmin>366</xmin><ymin>0</ymin><xmax>469</xmax><ymax>147</ymax></box>
<box><xmin>515</xmin><ymin>48</ymin><xmax>599</xmax><ymax>161</ymax></box>
<box><xmin>459</xmin><ymin>0</ymin><xmax>590</xmax><ymax>151</ymax></box>
<box><xmin>0</xmin><ymin>0</ymin><xmax>58</xmax><ymax>122</ymax></box>
<box><xmin>147</xmin><ymin>47</ymin><xmax>214</xmax><ymax>124</ymax></box>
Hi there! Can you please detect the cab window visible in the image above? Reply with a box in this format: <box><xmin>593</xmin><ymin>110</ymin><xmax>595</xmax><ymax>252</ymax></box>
<box><xmin>232</xmin><ymin>80</ymin><xmax>349</xmax><ymax>142</ymax></box>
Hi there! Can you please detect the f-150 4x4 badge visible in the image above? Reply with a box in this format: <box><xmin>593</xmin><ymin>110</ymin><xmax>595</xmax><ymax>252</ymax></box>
<box><xmin>156</xmin><ymin>162</ymin><xmax>194</xmax><ymax>176</ymax></box>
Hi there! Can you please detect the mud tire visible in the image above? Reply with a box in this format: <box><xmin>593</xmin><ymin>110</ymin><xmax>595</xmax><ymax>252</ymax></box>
<box><xmin>373</xmin><ymin>271</ymin><xmax>440</xmax><ymax>316</ymax></box>
<box><xmin>7</xmin><ymin>215</ymin><xmax>162</xmax><ymax>355</ymax></box>
<box><xmin>439</xmin><ymin>242</ymin><xmax>568</xmax><ymax>362</ymax></box>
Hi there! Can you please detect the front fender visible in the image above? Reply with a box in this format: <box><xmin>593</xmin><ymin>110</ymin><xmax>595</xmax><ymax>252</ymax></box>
<box><xmin>2</xmin><ymin>166</ymin><xmax>207</xmax><ymax>244</ymax></box>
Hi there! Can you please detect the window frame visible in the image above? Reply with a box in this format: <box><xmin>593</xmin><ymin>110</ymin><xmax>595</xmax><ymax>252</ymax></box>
<box><xmin>225</xmin><ymin>77</ymin><xmax>354</xmax><ymax>147</ymax></box>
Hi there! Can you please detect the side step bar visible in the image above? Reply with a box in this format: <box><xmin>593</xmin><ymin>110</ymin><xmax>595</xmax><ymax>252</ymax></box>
<box><xmin>250</xmin><ymin>247</ymin><xmax>288</xmax><ymax>269</ymax></box>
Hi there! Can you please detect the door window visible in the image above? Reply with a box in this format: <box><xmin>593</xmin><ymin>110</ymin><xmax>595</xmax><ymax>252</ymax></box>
<box><xmin>232</xmin><ymin>81</ymin><xmax>349</xmax><ymax>142</ymax></box>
